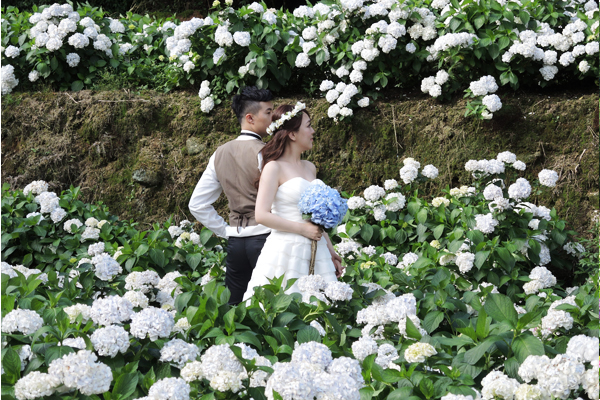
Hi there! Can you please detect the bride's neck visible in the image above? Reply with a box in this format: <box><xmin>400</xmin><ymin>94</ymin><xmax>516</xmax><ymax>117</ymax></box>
<box><xmin>280</xmin><ymin>143</ymin><xmax>303</xmax><ymax>163</ymax></box>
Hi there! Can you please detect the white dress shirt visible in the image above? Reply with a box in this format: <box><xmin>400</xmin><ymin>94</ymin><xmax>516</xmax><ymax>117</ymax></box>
<box><xmin>188</xmin><ymin>131</ymin><xmax>271</xmax><ymax>239</ymax></box>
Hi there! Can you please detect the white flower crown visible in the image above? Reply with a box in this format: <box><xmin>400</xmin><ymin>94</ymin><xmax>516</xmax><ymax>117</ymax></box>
<box><xmin>266</xmin><ymin>101</ymin><xmax>306</xmax><ymax>136</ymax></box>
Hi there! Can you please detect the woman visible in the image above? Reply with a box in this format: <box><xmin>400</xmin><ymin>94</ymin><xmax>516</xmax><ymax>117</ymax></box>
<box><xmin>242</xmin><ymin>103</ymin><xmax>344</xmax><ymax>301</ymax></box>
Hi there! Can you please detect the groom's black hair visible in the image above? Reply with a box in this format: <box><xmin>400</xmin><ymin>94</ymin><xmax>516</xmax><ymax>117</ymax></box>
<box><xmin>231</xmin><ymin>86</ymin><xmax>273</xmax><ymax>125</ymax></box>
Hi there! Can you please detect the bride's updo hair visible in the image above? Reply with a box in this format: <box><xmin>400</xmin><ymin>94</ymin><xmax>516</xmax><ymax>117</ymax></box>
<box><xmin>256</xmin><ymin>104</ymin><xmax>310</xmax><ymax>187</ymax></box>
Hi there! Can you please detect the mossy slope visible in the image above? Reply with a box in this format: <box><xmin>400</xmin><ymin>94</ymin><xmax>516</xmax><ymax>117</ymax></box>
<box><xmin>2</xmin><ymin>89</ymin><xmax>598</xmax><ymax>235</ymax></box>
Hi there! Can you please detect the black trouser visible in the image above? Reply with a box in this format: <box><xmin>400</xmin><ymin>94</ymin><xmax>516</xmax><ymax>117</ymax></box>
<box><xmin>225</xmin><ymin>233</ymin><xmax>269</xmax><ymax>305</ymax></box>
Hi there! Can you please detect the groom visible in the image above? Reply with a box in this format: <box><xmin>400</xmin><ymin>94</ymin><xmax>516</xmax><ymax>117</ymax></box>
<box><xmin>189</xmin><ymin>86</ymin><xmax>274</xmax><ymax>305</ymax></box>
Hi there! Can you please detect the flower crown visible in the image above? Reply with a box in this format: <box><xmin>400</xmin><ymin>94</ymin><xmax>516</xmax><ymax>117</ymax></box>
<box><xmin>266</xmin><ymin>101</ymin><xmax>306</xmax><ymax>136</ymax></box>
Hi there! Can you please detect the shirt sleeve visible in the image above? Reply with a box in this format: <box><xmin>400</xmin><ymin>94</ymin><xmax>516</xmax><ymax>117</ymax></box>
<box><xmin>188</xmin><ymin>153</ymin><xmax>229</xmax><ymax>238</ymax></box>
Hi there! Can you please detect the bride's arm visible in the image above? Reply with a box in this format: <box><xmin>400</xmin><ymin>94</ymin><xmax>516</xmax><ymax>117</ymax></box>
<box><xmin>255</xmin><ymin>161</ymin><xmax>322</xmax><ymax>241</ymax></box>
<box><xmin>323</xmin><ymin>233</ymin><xmax>344</xmax><ymax>277</ymax></box>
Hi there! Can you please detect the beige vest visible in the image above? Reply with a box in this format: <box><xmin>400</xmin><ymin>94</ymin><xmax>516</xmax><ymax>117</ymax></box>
<box><xmin>214</xmin><ymin>139</ymin><xmax>265</xmax><ymax>231</ymax></box>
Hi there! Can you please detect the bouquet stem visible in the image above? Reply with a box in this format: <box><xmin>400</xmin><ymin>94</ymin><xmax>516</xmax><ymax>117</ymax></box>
<box><xmin>308</xmin><ymin>228</ymin><xmax>323</xmax><ymax>275</ymax></box>
<box><xmin>309</xmin><ymin>239</ymin><xmax>317</xmax><ymax>275</ymax></box>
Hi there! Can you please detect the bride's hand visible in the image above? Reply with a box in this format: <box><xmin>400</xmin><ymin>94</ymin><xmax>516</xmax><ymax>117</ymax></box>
<box><xmin>301</xmin><ymin>222</ymin><xmax>323</xmax><ymax>241</ymax></box>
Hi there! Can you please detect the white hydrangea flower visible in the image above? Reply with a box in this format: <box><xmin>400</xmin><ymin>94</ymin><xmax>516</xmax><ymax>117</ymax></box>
<box><xmin>456</xmin><ymin>252</ymin><xmax>475</xmax><ymax>273</ymax></box>
<box><xmin>363</xmin><ymin>185</ymin><xmax>386</xmax><ymax>201</ymax></box>
<box><xmin>130</xmin><ymin>307</ymin><xmax>174</xmax><ymax>341</ymax></box>
<box><xmin>14</xmin><ymin>371</ymin><xmax>59</xmax><ymax>399</ymax></box>
<box><xmin>385</xmin><ymin>192</ymin><xmax>406</xmax><ymax>212</ymax></box>
<box><xmin>538</xmin><ymin>169</ymin><xmax>559</xmax><ymax>187</ymax></box>
<box><xmin>160</xmin><ymin>338</ymin><xmax>200</xmax><ymax>368</ymax></box>
<box><xmin>347</xmin><ymin>196</ymin><xmax>366</xmax><ymax>210</ymax></box>
<box><xmin>400</xmin><ymin>165</ymin><xmax>418</xmax><ymax>184</ymax></box>
<box><xmin>421</xmin><ymin>164</ymin><xmax>439</xmax><ymax>179</ymax></box>
<box><xmin>404</xmin><ymin>342</ymin><xmax>437</xmax><ymax>363</ymax></box>
<box><xmin>508</xmin><ymin>178</ymin><xmax>532</xmax><ymax>200</ymax></box>
<box><xmin>48</xmin><ymin>350</ymin><xmax>113</xmax><ymax>395</ymax></box>
<box><xmin>64</xmin><ymin>303</ymin><xmax>92</xmax><ymax>323</ymax></box>
<box><xmin>475</xmin><ymin>213</ymin><xmax>499</xmax><ymax>234</ymax></box>
<box><xmin>147</xmin><ymin>377</ymin><xmax>191</xmax><ymax>400</ymax></box>
<box><xmin>90</xmin><ymin>295</ymin><xmax>134</xmax><ymax>326</ymax></box>
<box><xmin>91</xmin><ymin>325</ymin><xmax>130</xmax><ymax>357</ymax></box>
<box><xmin>124</xmin><ymin>291</ymin><xmax>149</xmax><ymax>308</ymax></box>
<box><xmin>66</xmin><ymin>53</ymin><xmax>80</xmax><ymax>67</ymax></box>
<box><xmin>1</xmin><ymin>309</ymin><xmax>44</xmax><ymax>335</ymax></box>
<box><xmin>432</xmin><ymin>197</ymin><xmax>450</xmax><ymax>207</ymax></box>
<box><xmin>357</xmin><ymin>97</ymin><xmax>370</xmax><ymax>107</ymax></box>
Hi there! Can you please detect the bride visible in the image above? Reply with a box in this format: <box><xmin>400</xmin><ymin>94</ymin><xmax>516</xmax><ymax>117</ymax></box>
<box><xmin>242</xmin><ymin>103</ymin><xmax>344</xmax><ymax>301</ymax></box>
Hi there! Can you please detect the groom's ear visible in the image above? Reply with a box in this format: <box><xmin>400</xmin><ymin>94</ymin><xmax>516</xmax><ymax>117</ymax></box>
<box><xmin>245</xmin><ymin>113</ymin><xmax>254</xmax><ymax>125</ymax></box>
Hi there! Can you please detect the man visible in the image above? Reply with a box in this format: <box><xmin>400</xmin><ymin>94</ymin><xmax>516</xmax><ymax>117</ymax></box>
<box><xmin>189</xmin><ymin>86</ymin><xmax>273</xmax><ymax>305</ymax></box>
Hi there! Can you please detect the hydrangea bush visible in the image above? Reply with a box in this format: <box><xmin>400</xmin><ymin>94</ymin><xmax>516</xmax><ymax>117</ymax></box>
<box><xmin>1</xmin><ymin>0</ymin><xmax>598</xmax><ymax>118</ymax></box>
<box><xmin>1</xmin><ymin>153</ymin><xmax>598</xmax><ymax>399</ymax></box>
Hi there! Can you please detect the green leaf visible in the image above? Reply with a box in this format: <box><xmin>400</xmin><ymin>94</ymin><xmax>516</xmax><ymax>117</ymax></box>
<box><xmin>484</xmin><ymin>293</ymin><xmax>518</xmax><ymax>327</ymax></box>
<box><xmin>256</xmin><ymin>56</ymin><xmax>267</xmax><ymax>69</ymax></box>
<box><xmin>474</xmin><ymin>251</ymin><xmax>490</xmax><ymax>269</ymax></box>
<box><xmin>463</xmin><ymin>339</ymin><xmax>494</xmax><ymax>364</ymax></box>
<box><xmin>405</xmin><ymin>317</ymin><xmax>422</xmax><ymax>340</ymax></box>
<box><xmin>422</xmin><ymin>311</ymin><xmax>444</xmax><ymax>334</ymax></box>
<box><xmin>297</xmin><ymin>326</ymin><xmax>322</xmax><ymax>343</ymax></box>
<box><xmin>512</xmin><ymin>334</ymin><xmax>544</xmax><ymax>362</ymax></box>
<box><xmin>71</xmin><ymin>80</ymin><xmax>84</xmax><ymax>91</ymax></box>
<box><xmin>186</xmin><ymin>253</ymin><xmax>203</xmax><ymax>270</ymax></box>
<box><xmin>149</xmin><ymin>248</ymin><xmax>166</xmax><ymax>268</ymax></box>
<box><xmin>96</xmin><ymin>59</ymin><xmax>107</xmax><ymax>67</ymax></box>
<box><xmin>50</xmin><ymin>56</ymin><xmax>58</xmax><ymax>71</ymax></box>
<box><xmin>433</xmin><ymin>225</ymin><xmax>445</xmax><ymax>240</ymax></box>
<box><xmin>2</xmin><ymin>348</ymin><xmax>21</xmax><ymax>377</ymax></box>
<box><xmin>200</xmin><ymin>228</ymin><xmax>214</xmax><ymax>246</ymax></box>
<box><xmin>407</xmin><ymin>202</ymin><xmax>420</xmax><ymax>216</ymax></box>
<box><xmin>360</xmin><ymin>224</ymin><xmax>373</xmax><ymax>243</ymax></box>
<box><xmin>417</xmin><ymin>209</ymin><xmax>428</xmax><ymax>223</ymax></box>
<box><xmin>45</xmin><ymin>345</ymin><xmax>75</xmax><ymax>367</ymax></box>
<box><xmin>387</xmin><ymin>387</ymin><xmax>413</xmax><ymax>400</ymax></box>
<box><xmin>419</xmin><ymin>379</ymin><xmax>434</xmax><ymax>399</ymax></box>
<box><xmin>518</xmin><ymin>11</ymin><xmax>530</xmax><ymax>25</ymax></box>
<box><xmin>466</xmin><ymin>230</ymin><xmax>484</xmax><ymax>245</ymax></box>
<box><xmin>475</xmin><ymin>308</ymin><xmax>490</xmax><ymax>339</ymax></box>
<box><xmin>395</xmin><ymin>230</ymin><xmax>407</xmax><ymax>244</ymax></box>
<box><xmin>316</xmin><ymin>50</ymin><xmax>326</xmax><ymax>65</ymax></box>
<box><xmin>488</xmin><ymin>43</ymin><xmax>500</xmax><ymax>59</ymax></box>
<box><xmin>473</xmin><ymin>14</ymin><xmax>486</xmax><ymax>29</ymax></box>
<box><xmin>498</xmin><ymin>36</ymin><xmax>511</xmax><ymax>50</ymax></box>
<box><xmin>495</xmin><ymin>247</ymin><xmax>515</xmax><ymax>271</ymax></box>
<box><xmin>235</xmin><ymin>331</ymin><xmax>262</xmax><ymax>350</ymax></box>
<box><xmin>112</xmin><ymin>372</ymin><xmax>138</xmax><ymax>400</ymax></box>
<box><xmin>271</xmin><ymin>294</ymin><xmax>293</xmax><ymax>313</ymax></box>
<box><xmin>110</xmin><ymin>58</ymin><xmax>120</xmax><ymax>68</ymax></box>
<box><xmin>135</xmin><ymin>243</ymin><xmax>149</xmax><ymax>257</ymax></box>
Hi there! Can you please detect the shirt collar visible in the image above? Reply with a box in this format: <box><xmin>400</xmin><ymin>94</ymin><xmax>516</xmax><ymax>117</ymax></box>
<box><xmin>239</xmin><ymin>130</ymin><xmax>263</xmax><ymax>141</ymax></box>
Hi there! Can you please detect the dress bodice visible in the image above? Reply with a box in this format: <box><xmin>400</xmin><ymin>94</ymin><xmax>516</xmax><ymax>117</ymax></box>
<box><xmin>271</xmin><ymin>177</ymin><xmax>317</xmax><ymax>223</ymax></box>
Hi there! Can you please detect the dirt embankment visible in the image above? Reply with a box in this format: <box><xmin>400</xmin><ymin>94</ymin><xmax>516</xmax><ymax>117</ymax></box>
<box><xmin>1</xmin><ymin>88</ymin><xmax>598</xmax><ymax>236</ymax></box>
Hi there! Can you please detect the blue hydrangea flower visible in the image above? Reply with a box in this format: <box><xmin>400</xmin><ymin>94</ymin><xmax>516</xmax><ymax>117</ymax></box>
<box><xmin>298</xmin><ymin>181</ymin><xmax>348</xmax><ymax>230</ymax></box>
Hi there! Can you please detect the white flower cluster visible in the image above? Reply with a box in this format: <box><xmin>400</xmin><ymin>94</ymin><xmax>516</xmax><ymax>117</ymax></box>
<box><xmin>518</xmin><ymin>353</ymin><xmax>594</xmax><ymax>400</ymax></box>
<box><xmin>523</xmin><ymin>266</ymin><xmax>556</xmax><ymax>294</ymax></box>
<box><xmin>198</xmin><ymin>80</ymin><xmax>215</xmax><ymax>113</ymax></box>
<box><xmin>539</xmin><ymin>295</ymin><xmax>578</xmax><ymax>337</ymax></box>
<box><xmin>91</xmin><ymin>253</ymin><xmax>122</xmax><ymax>281</ymax></box>
<box><xmin>404</xmin><ymin>342</ymin><xmax>437</xmax><ymax>363</ymax></box>
<box><xmin>125</xmin><ymin>270</ymin><xmax>160</xmax><ymax>292</ymax></box>
<box><xmin>563</xmin><ymin>241</ymin><xmax>585</xmax><ymax>258</ymax></box>
<box><xmin>538</xmin><ymin>169</ymin><xmax>559</xmax><ymax>187</ymax></box>
<box><xmin>181</xmin><ymin>344</ymin><xmax>246</xmax><ymax>392</ymax></box>
<box><xmin>347</xmin><ymin>196</ymin><xmax>366</xmax><ymax>210</ymax></box>
<box><xmin>1</xmin><ymin>64</ymin><xmax>19</xmax><ymax>95</ymax></box>
<box><xmin>146</xmin><ymin>377</ymin><xmax>191</xmax><ymax>400</ymax></box>
<box><xmin>130</xmin><ymin>306</ymin><xmax>174</xmax><ymax>341</ymax></box>
<box><xmin>14</xmin><ymin>371</ymin><xmax>60</xmax><ymax>400</ymax></box>
<box><xmin>23</xmin><ymin>180</ymin><xmax>49</xmax><ymax>195</ymax></box>
<box><xmin>474</xmin><ymin>213</ymin><xmax>499</xmax><ymax>234</ymax></box>
<box><xmin>160</xmin><ymin>338</ymin><xmax>200</xmax><ymax>368</ymax></box>
<box><xmin>363</xmin><ymin>185</ymin><xmax>386</xmax><ymax>201</ymax></box>
<box><xmin>90</xmin><ymin>295</ymin><xmax>134</xmax><ymax>326</ymax></box>
<box><xmin>265</xmin><ymin>342</ymin><xmax>364</xmax><ymax>400</ymax></box>
<box><xmin>48</xmin><ymin>350</ymin><xmax>113</xmax><ymax>395</ymax></box>
<box><xmin>1</xmin><ymin>309</ymin><xmax>44</xmax><ymax>336</ymax></box>
<box><xmin>297</xmin><ymin>274</ymin><xmax>353</xmax><ymax>303</ymax></box>
<box><xmin>480</xmin><ymin>371</ymin><xmax>520</xmax><ymax>400</ymax></box>
<box><xmin>64</xmin><ymin>303</ymin><xmax>92</xmax><ymax>323</ymax></box>
<box><xmin>566</xmin><ymin>334</ymin><xmax>599</xmax><ymax>363</ymax></box>
<box><xmin>421</xmin><ymin>70</ymin><xmax>449</xmax><ymax>98</ymax></box>
<box><xmin>508</xmin><ymin>178</ymin><xmax>532</xmax><ymax>201</ymax></box>
<box><xmin>90</xmin><ymin>325</ymin><xmax>130</xmax><ymax>357</ymax></box>
<box><xmin>356</xmin><ymin>292</ymin><xmax>426</xmax><ymax>340</ymax></box>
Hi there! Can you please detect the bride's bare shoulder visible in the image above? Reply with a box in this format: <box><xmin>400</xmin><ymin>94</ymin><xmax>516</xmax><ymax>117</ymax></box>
<box><xmin>301</xmin><ymin>160</ymin><xmax>317</xmax><ymax>175</ymax></box>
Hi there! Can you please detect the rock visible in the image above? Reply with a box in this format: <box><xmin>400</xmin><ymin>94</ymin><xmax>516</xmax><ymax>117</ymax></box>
<box><xmin>186</xmin><ymin>138</ymin><xmax>205</xmax><ymax>155</ymax></box>
<box><xmin>132</xmin><ymin>169</ymin><xmax>162</xmax><ymax>187</ymax></box>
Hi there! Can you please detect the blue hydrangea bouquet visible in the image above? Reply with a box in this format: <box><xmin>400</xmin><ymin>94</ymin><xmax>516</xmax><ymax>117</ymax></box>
<box><xmin>298</xmin><ymin>180</ymin><xmax>348</xmax><ymax>274</ymax></box>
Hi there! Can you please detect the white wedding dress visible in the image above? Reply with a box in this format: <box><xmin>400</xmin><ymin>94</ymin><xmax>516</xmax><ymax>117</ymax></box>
<box><xmin>242</xmin><ymin>177</ymin><xmax>338</xmax><ymax>301</ymax></box>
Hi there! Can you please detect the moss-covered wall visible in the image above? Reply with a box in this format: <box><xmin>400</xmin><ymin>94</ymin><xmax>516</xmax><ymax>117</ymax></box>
<box><xmin>1</xmin><ymin>89</ymin><xmax>598</xmax><ymax>236</ymax></box>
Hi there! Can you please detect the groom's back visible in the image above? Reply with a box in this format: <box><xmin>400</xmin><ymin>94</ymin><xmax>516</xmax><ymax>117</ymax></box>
<box><xmin>214</xmin><ymin>140</ymin><xmax>264</xmax><ymax>230</ymax></box>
